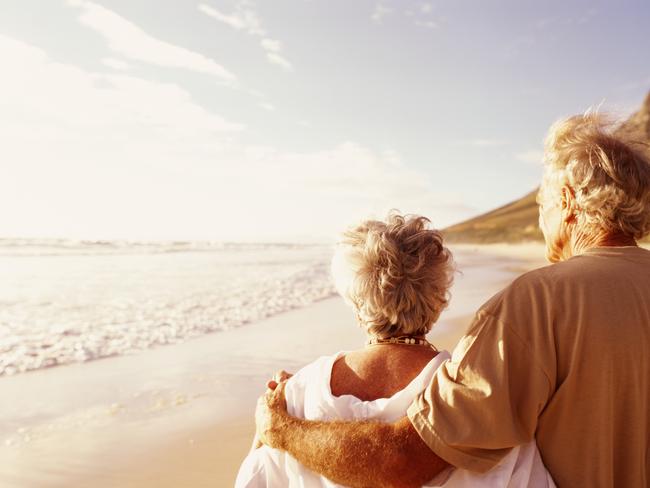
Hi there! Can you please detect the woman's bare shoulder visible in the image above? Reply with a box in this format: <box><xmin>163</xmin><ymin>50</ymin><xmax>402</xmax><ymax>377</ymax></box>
<box><xmin>330</xmin><ymin>347</ymin><xmax>439</xmax><ymax>401</ymax></box>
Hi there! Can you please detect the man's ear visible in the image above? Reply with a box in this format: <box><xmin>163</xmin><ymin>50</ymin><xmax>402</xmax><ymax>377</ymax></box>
<box><xmin>561</xmin><ymin>185</ymin><xmax>577</xmax><ymax>223</ymax></box>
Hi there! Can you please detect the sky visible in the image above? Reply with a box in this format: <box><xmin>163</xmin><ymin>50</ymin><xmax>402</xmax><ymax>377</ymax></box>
<box><xmin>1</xmin><ymin>0</ymin><xmax>649</xmax><ymax>242</ymax></box>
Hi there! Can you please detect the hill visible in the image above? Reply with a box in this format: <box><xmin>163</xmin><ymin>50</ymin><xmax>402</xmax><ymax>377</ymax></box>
<box><xmin>443</xmin><ymin>91</ymin><xmax>650</xmax><ymax>244</ymax></box>
<box><xmin>443</xmin><ymin>190</ymin><xmax>542</xmax><ymax>243</ymax></box>
<box><xmin>618</xmin><ymin>91</ymin><xmax>650</xmax><ymax>140</ymax></box>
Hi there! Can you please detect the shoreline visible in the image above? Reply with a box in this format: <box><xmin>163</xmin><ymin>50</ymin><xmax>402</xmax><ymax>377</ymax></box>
<box><xmin>0</xmin><ymin>297</ymin><xmax>366</xmax><ymax>488</ymax></box>
<box><xmin>0</xmin><ymin>244</ymin><xmax>548</xmax><ymax>487</ymax></box>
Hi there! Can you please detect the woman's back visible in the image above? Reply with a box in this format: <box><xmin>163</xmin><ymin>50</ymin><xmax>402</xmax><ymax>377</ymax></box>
<box><xmin>237</xmin><ymin>213</ymin><xmax>554</xmax><ymax>487</ymax></box>
<box><xmin>236</xmin><ymin>346</ymin><xmax>555</xmax><ymax>488</ymax></box>
<box><xmin>236</xmin><ymin>347</ymin><xmax>449</xmax><ymax>487</ymax></box>
<box><xmin>330</xmin><ymin>345</ymin><xmax>438</xmax><ymax>401</ymax></box>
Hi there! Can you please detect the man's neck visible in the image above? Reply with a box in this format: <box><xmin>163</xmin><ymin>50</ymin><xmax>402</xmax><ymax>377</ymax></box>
<box><xmin>570</xmin><ymin>229</ymin><xmax>637</xmax><ymax>256</ymax></box>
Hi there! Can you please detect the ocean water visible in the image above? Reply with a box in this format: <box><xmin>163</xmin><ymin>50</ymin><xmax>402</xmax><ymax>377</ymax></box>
<box><xmin>0</xmin><ymin>240</ymin><xmax>335</xmax><ymax>376</ymax></box>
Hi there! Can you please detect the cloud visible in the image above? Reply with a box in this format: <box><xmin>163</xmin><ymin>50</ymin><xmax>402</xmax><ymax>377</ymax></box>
<box><xmin>502</xmin><ymin>35</ymin><xmax>535</xmax><ymax>60</ymax></box>
<box><xmin>456</xmin><ymin>139</ymin><xmax>509</xmax><ymax>148</ymax></box>
<box><xmin>537</xmin><ymin>9</ymin><xmax>598</xmax><ymax>30</ymax></box>
<box><xmin>260</xmin><ymin>38</ymin><xmax>293</xmax><ymax>71</ymax></box>
<box><xmin>68</xmin><ymin>0</ymin><xmax>236</xmax><ymax>82</ymax></box>
<box><xmin>415</xmin><ymin>19</ymin><xmax>437</xmax><ymax>29</ymax></box>
<box><xmin>199</xmin><ymin>2</ymin><xmax>293</xmax><ymax>71</ymax></box>
<box><xmin>0</xmin><ymin>35</ymin><xmax>242</xmax><ymax>158</ymax></box>
<box><xmin>472</xmin><ymin>139</ymin><xmax>508</xmax><ymax>147</ymax></box>
<box><xmin>260</xmin><ymin>38</ymin><xmax>281</xmax><ymax>52</ymax></box>
<box><xmin>617</xmin><ymin>76</ymin><xmax>650</xmax><ymax>93</ymax></box>
<box><xmin>0</xmin><ymin>35</ymin><xmax>472</xmax><ymax>241</ymax></box>
<box><xmin>102</xmin><ymin>57</ymin><xmax>129</xmax><ymax>70</ymax></box>
<box><xmin>0</xmin><ymin>34</ymin><xmax>240</xmax><ymax>239</ymax></box>
<box><xmin>406</xmin><ymin>2</ymin><xmax>441</xmax><ymax>30</ymax></box>
<box><xmin>260</xmin><ymin>102</ymin><xmax>275</xmax><ymax>111</ymax></box>
<box><xmin>515</xmin><ymin>150</ymin><xmax>544</xmax><ymax>165</ymax></box>
<box><xmin>371</xmin><ymin>4</ymin><xmax>393</xmax><ymax>24</ymax></box>
<box><xmin>232</xmin><ymin>142</ymin><xmax>476</xmax><ymax>238</ymax></box>
<box><xmin>198</xmin><ymin>3</ymin><xmax>265</xmax><ymax>36</ymax></box>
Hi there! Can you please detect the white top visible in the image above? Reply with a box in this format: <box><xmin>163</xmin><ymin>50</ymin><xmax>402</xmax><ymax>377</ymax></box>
<box><xmin>236</xmin><ymin>351</ymin><xmax>556</xmax><ymax>487</ymax></box>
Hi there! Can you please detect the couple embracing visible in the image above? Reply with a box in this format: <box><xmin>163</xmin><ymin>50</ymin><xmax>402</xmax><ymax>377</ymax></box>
<box><xmin>237</xmin><ymin>112</ymin><xmax>650</xmax><ymax>487</ymax></box>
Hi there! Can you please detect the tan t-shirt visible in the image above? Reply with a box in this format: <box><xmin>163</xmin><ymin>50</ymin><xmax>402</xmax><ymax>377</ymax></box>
<box><xmin>407</xmin><ymin>246</ymin><xmax>650</xmax><ymax>488</ymax></box>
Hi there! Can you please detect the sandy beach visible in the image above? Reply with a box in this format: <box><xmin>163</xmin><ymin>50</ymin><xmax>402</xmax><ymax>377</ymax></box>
<box><xmin>0</xmin><ymin>244</ymin><xmax>548</xmax><ymax>487</ymax></box>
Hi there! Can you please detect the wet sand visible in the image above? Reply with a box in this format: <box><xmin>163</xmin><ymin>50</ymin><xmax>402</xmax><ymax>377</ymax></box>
<box><xmin>0</xmin><ymin>244</ymin><xmax>548</xmax><ymax>487</ymax></box>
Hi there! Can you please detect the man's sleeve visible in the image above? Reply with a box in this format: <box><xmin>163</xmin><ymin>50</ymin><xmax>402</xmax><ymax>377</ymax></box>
<box><xmin>407</xmin><ymin>310</ymin><xmax>553</xmax><ymax>473</ymax></box>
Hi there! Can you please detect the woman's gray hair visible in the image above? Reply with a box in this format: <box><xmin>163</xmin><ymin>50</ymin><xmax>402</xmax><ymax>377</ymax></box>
<box><xmin>541</xmin><ymin>111</ymin><xmax>650</xmax><ymax>239</ymax></box>
<box><xmin>331</xmin><ymin>212</ymin><xmax>455</xmax><ymax>338</ymax></box>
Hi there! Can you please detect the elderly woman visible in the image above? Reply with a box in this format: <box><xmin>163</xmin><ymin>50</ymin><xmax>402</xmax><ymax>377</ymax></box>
<box><xmin>254</xmin><ymin>113</ymin><xmax>650</xmax><ymax>488</ymax></box>
<box><xmin>237</xmin><ymin>213</ymin><xmax>554</xmax><ymax>487</ymax></box>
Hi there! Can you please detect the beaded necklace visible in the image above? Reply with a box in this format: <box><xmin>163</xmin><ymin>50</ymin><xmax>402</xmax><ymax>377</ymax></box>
<box><xmin>366</xmin><ymin>335</ymin><xmax>438</xmax><ymax>352</ymax></box>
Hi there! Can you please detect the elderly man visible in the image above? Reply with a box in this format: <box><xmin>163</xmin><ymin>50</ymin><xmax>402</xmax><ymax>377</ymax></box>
<box><xmin>255</xmin><ymin>113</ymin><xmax>650</xmax><ymax>487</ymax></box>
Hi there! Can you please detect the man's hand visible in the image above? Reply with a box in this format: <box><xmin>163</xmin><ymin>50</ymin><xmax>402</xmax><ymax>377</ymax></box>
<box><xmin>255</xmin><ymin>379</ymin><xmax>289</xmax><ymax>449</ymax></box>
<box><xmin>267</xmin><ymin>369</ymin><xmax>293</xmax><ymax>390</ymax></box>
<box><xmin>251</xmin><ymin>372</ymin><xmax>450</xmax><ymax>487</ymax></box>
<box><xmin>251</xmin><ymin>370</ymin><xmax>293</xmax><ymax>450</ymax></box>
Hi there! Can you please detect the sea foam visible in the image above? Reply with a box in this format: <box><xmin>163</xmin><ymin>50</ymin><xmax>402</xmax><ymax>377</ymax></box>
<box><xmin>0</xmin><ymin>241</ymin><xmax>336</xmax><ymax>376</ymax></box>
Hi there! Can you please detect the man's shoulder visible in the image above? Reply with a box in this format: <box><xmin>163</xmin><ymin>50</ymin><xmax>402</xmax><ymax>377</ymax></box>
<box><xmin>478</xmin><ymin>250</ymin><xmax>644</xmax><ymax>318</ymax></box>
<box><xmin>511</xmin><ymin>248</ymin><xmax>650</xmax><ymax>288</ymax></box>
<box><xmin>511</xmin><ymin>261</ymin><xmax>560</xmax><ymax>285</ymax></box>
<box><xmin>480</xmin><ymin>262</ymin><xmax>558</xmax><ymax>314</ymax></box>
<box><xmin>486</xmin><ymin>253</ymin><xmax>606</xmax><ymax>302</ymax></box>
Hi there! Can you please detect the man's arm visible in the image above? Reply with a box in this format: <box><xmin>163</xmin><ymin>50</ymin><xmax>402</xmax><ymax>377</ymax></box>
<box><xmin>256</xmin><ymin>381</ymin><xmax>450</xmax><ymax>488</ymax></box>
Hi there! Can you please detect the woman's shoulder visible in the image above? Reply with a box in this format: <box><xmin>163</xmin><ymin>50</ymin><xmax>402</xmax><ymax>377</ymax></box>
<box><xmin>330</xmin><ymin>348</ymin><xmax>449</xmax><ymax>401</ymax></box>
